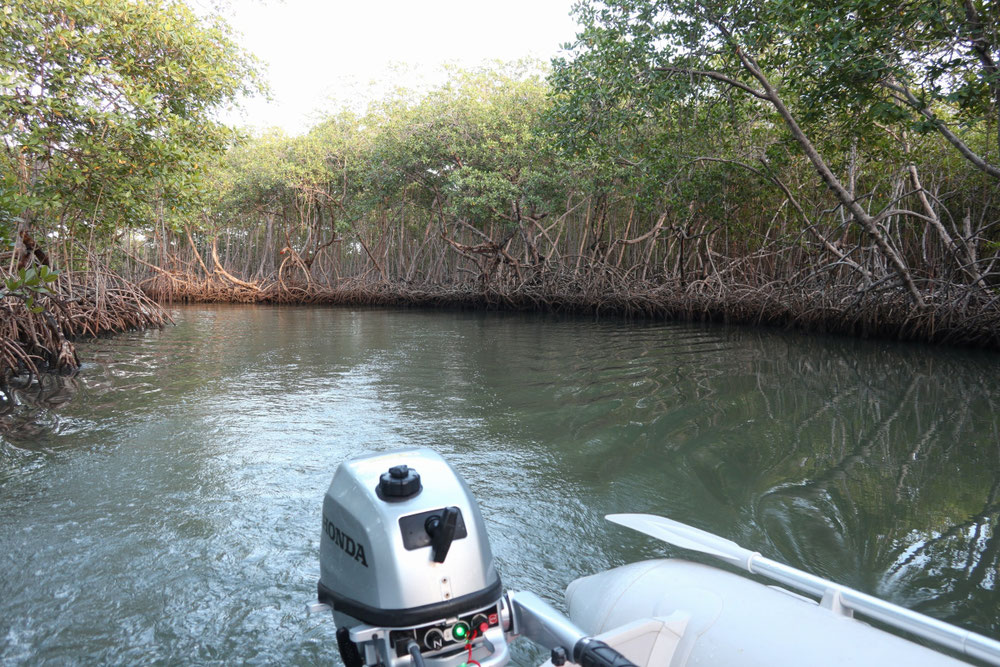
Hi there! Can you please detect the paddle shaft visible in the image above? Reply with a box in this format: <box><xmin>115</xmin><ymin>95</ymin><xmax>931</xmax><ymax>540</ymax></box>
<box><xmin>750</xmin><ymin>556</ymin><xmax>1000</xmax><ymax>665</ymax></box>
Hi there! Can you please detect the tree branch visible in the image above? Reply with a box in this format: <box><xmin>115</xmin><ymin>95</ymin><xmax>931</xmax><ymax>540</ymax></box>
<box><xmin>697</xmin><ymin>11</ymin><xmax>926</xmax><ymax>307</ymax></box>
<box><xmin>881</xmin><ymin>80</ymin><xmax>1000</xmax><ymax>180</ymax></box>
<box><xmin>654</xmin><ymin>66</ymin><xmax>769</xmax><ymax>100</ymax></box>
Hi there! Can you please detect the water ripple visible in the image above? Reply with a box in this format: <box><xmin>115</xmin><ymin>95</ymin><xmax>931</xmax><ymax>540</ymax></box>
<box><xmin>1</xmin><ymin>305</ymin><xmax>999</xmax><ymax>664</ymax></box>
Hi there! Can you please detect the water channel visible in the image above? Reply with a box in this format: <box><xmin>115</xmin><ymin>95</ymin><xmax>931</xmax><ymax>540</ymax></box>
<box><xmin>1</xmin><ymin>305</ymin><xmax>998</xmax><ymax>664</ymax></box>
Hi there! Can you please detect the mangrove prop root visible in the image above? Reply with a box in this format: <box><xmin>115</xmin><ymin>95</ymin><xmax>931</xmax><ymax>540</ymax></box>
<box><xmin>138</xmin><ymin>265</ymin><xmax>1000</xmax><ymax>348</ymax></box>
<box><xmin>0</xmin><ymin>266</ymin><xmax>169</xmax><ymax>380</ymax></box>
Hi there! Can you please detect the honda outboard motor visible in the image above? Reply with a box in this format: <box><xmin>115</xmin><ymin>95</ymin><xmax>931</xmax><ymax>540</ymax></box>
<box><xmin>314</xmin><ymin>448</ymin><xmax>636</xmax><ymax>667</ymax></box>
<box><xmin>317</xmin><ymin>449</ymin><xmax>509</xmax><ymax>667</ymax></box>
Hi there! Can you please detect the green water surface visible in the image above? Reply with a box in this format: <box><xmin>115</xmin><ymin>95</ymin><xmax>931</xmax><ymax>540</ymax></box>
<box><xmin>1</xmin><ymin>305</ymin><xmax>997</xmax><ymax>664</ymax></box>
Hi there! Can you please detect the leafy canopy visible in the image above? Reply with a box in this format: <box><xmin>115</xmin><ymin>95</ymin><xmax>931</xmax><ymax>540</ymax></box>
<box><xmin>0</xmin><ymin>0</ymin><xmax>262</xmax><ymax>236</ymax></box>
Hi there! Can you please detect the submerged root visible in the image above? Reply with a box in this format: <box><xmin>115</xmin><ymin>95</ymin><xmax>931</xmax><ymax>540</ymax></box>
<box><xmin>140</xmin><ymin>266</ymin><xmax>1000</xmax><ymax>348</ymax></box>
<box><xmin>0</xmin><ymin>266</ymin><xmax>169</xmax><ymax>380</ymax></box>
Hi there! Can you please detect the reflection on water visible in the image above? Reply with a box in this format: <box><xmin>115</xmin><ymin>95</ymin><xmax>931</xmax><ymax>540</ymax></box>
<box><xmin>0</xmin><ymin>305</ymin><xmax>998</xmax><ymax>664</ymax></box>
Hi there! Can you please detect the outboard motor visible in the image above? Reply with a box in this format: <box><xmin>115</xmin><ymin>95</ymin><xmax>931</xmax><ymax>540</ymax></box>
<box><xmin>317</xmin><ymin>449</ymin><xmax>508</xmax><ymax>667</ymax></box>
<box><xmin>313</xmin><ymin>448</ymin><xmax>636</xmax><ymax>667</ymax></box>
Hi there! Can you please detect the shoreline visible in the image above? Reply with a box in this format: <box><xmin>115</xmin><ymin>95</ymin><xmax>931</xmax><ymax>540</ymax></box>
<box><xmin>8</xmin><ymin>270</ymin><xmax>996</xmax><ymax>383</ymax></box>
<box><xmin>140</xmin><ymin>274</ymin><xmax>1000</xmax><ymax>350</ymax></box>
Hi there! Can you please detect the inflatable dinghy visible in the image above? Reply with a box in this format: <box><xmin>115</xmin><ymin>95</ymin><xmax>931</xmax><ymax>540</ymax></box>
<box><xmin>309</xmin><ymin>449</ymin><xmax>1000</xmax><ymax>667</ymax></box>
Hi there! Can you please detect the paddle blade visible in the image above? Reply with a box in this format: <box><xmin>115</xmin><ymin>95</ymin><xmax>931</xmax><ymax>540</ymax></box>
<box><xmin>606</xmin><ymin>513</ymin><xmax>757</xmax><ymax>570</ymax></box>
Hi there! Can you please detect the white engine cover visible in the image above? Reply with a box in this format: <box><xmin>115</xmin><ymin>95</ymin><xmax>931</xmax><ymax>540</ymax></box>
<box><xmin>318</xmin><ymin>448</ymin><xmax>501</xmax><ymax>628</ymax></box>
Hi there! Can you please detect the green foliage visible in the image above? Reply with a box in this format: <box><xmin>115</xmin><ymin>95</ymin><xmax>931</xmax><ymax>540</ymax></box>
<box><xmin>552</xmin><ymin>0</ymin><xmax>999</xmax><ymax>161</ymax></box>
<box><xmin>208</xmin><ymin>62</ymin><xmax>570</xmax><ymax>249</ymax></box>
<box><xmin>365</xmin><ymin>63</ymin><xmax>564</xmax><ymax>227</ymax></box>
<box><xmin>542</xmin><ymin>0</ymin><xmax>1000</xmax><ymax>254</ymax></box>
<box><xmin>0</xmin><ymin>0</ymin><xmax>262</xmax><ymax>240</ymax></box>
<box><xmin>2</xmin><ymin>265</ymin><xmax>59</xmax><ymax>313</ymax></box>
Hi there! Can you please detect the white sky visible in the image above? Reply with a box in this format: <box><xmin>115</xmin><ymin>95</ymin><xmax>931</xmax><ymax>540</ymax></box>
<box><xmin>214</xmin><ymin>0</ymin><xmax>582</xmax><ymax>135</ymax></box>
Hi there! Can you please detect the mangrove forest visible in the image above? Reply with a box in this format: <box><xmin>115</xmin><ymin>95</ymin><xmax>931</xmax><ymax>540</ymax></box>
<box><xmin>4</xmin><ymin>0</ymin><xmax>1000</xmax><ymax>377</ymax></box>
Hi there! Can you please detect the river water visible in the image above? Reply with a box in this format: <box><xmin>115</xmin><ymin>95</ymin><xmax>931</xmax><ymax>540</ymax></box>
<box><xmin>0</xmin><ymin>305</ymin><xmax>997</xmax><ymax>665</ymax></box>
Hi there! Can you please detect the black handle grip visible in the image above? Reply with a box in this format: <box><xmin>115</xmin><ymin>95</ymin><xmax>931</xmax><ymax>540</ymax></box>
<box><xmin>425</xmin><ymin>506</ymin><xmax>459</xmax><ymax>563</ymax></box>
<box><xmin>573</xmin><ymin>638</ymin><xmax>638</xmax><ymax>667</ymax></box>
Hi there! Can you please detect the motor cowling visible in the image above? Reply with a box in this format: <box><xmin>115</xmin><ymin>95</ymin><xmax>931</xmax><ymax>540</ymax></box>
<box><xmin>318</xmin><ymin>448</ymin><xmax>509</xmax><ymax>667</ymax></box>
